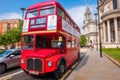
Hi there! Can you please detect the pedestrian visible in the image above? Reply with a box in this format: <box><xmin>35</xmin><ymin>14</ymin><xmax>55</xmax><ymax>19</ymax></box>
<box><xmin>90</xmin><ymin>45</ymin><xmax>94</xmax><ymax>51</ymax></box>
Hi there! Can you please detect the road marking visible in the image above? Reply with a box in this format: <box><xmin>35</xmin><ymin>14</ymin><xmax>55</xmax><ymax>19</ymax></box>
<box><xmin>60</xmin><ymin>62</ymin><xmax>79</xmax><ymax>80</ymax></box>
<box><xmin>0</xmin><ymin>70</ymin><xmax>23</xmax><ymax>80</ymax></box>
<box><xmin>0</xmin><ymin>53</ymin><xmax>89</xmax><ymax>80</ymax></box>
<box><xmin>60</xmin><ymin>70</ymin><xmax>72</xmax><ymax>80</ymax></box>
<box><xmin>1</xmin><ymin>76</ymin><xmax>12</xmax><ymax>80</ymax></box>
<box><xmin>71</xmin><ymin>62</ymin><xmax>79</xmax><ymax>69</ymax></box>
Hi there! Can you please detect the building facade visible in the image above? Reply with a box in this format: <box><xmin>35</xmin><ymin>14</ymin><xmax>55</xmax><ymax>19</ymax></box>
<box><xmin>83</xmin><ymin>7</ymin><xmax>99</xmax><ymax>49</ymax></box>
<box><xmin>0</xmin><ymin>19</ymin><xmax>21</xmax><ymax>49</ymax></box>
<box><xmin>0</xmin><ymin>19</ymin><xmax>21</xmax><ymax>34</ymax></box>
<box><xmin>99</xmin><ymin>0</ymin><xmax>120</xmax><ymax>48</ymax></box>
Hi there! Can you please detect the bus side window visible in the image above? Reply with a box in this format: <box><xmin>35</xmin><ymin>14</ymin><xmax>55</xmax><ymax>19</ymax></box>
<box><xmin>67</xmin><ymin>40</ymin><xmax>72</xmax><ymax>48</ymax></box>
<box><xmin>72</xmin><ymin>41</ymin><xmax>75</xmax><ymax>48</ymax></box>
<box><xmin>57</xmin><ymin>7</ymin><xmax>64</xmax><ymax>18</ymax></box>
<box><xmin>66</xmin><ymin>16</ymin><xmax>70</xmax><ymax>24</ymax></box>
<box><xmin>75</xmin><ymin>42</ymin><xmax>77</xmax><ymax>47</ymax></box>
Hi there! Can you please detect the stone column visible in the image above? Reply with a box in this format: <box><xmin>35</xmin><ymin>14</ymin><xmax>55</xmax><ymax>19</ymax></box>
<box><xmin>114</xmin><ymin>18</ymin><xmax>119</xmax><ymax>43</ymax></box>
<box><xmin>103</xmin><ymin>22</ymin><xmax>106</xmax><ymax>43</ymax></box>
<box><xmin>107</xmin><ymin>20</ymin><xmax>111</xmax><ymax>43</ymax></box>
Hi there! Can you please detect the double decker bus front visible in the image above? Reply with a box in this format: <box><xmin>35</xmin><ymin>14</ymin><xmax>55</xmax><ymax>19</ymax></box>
<box><xmin>21</xmin><ymin>33</ymin><xmax>65</xmax><ymax>75</ymax></box>
<box><xmin>22</xmin><ymin>4</ymin><xmax>57</xmax><ymax>32</ymax></box>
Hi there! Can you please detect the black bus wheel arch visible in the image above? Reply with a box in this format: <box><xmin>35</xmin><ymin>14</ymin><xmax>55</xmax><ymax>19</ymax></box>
<box><xmin>54</xmin><ymin>60</ymin><xmax>66</xmax><ymax>79</ymax></box>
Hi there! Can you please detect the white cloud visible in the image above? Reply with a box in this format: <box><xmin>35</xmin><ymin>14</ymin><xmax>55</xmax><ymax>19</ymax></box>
<box><xmin>0</xmin><ymin>5</ymin><xmax>96</xmax><ymax>33</ymax></box>
<box><xmin>67</xmin><ymin>5</ymin><xmax>97</xmax><ymax>32</ymax></box>
<box><xmin>0</xmin><ymin>12</ymin><xmax>21</xmax><ymax>20</ymax></box>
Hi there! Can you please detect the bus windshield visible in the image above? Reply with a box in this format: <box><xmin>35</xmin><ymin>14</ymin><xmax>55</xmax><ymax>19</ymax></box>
<box><xmin>22</xmin><ymin>35</ymin><xmax>34</xmax><ymax>50</ymax></box>
<box><xmin>51</xmin><ymin>40</ymin><xmax>64</xmax><ymax>48</ymax></box>
<box><xmin>26</xmin><ymin>10</ymin><xmax>38</xmax><ymax>18</ymax></box>
<box><xmin>26</xmin><ymin>5</ymin><xmax>54</xmax><ymax>18</ymax></box>
<box><xmin>36</xmin><ymin>35</ymin><xmax>64</xmax><ymax>49</ymax></box>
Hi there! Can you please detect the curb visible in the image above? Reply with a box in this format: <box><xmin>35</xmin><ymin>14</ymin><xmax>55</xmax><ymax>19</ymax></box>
<box><xmin>65</xmin><ymin>52</ymin><xmax>88</xmax><ymax>80</ymax></box>
<box><xmin>103</xmin><ymin>53</ymin><xmax>120</xmax><ymax>68</ymax></box>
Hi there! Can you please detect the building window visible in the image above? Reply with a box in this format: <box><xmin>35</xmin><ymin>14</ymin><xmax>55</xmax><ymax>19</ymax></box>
<box><xmin>113</xmin><ymin>0</ymin><xmax>118</xmax><ymax>9</ymax></box>
<box><xmin>3</xmin><ymin>24</ymin><xmax>7</xmax><ymax>32</ymax></box>
<box><xmin>118</xmin><ymin>18</ymin><xmax>120</xmax><ymax>30</ymax></box>
<box><xmin>14</xmin><ymin>24</ymin><xmax>17</xmax><ymax>28</ymax></box>
<box><xmin>16</xmin><ymin>20</ymin><xmax>19</xmax><ymax>23</ymax></box>
<box><xmin>7</xmin><ymin>23</ymin><xmax>11</xmax><ymax>30</ymax></box>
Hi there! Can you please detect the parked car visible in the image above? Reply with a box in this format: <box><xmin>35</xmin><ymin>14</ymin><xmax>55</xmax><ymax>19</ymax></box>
<box><xmin>0</xmin><ymin>49</ymin><xmax>21</xmax><ymax>74</ymax></box>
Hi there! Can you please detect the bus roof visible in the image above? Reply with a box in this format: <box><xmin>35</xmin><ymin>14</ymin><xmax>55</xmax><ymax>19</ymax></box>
<box><xmin>28</xmin><ymin>1</ymin><xmax>60</xmax><ymax>10</ymax></box>
<box><xmin>27</xmin><ymin>1</ymin><xmax>81</xmax><ymax>33</ymax></box>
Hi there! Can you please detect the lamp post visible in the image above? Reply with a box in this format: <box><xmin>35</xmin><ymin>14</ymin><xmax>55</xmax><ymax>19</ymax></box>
<box><xmin>97</xmin><ymin>0</ymin><xmax>102</xmax><ymax>57</ymax></box>
<box><xmin>20</xmin><ymin>8</ymin><xmax>26</xmax><ymax>20</ymax></box>
<box><xmin>94</xmin><ymin>13</ymin><xmax>98</xmax><ymax>51</ymax></box>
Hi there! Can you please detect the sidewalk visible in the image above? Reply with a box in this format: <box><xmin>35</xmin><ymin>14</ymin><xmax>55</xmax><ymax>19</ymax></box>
<box><xmin>66</xmin><ymin>49</ymin><xmax>120</xmax><ymax>80</ymax></box>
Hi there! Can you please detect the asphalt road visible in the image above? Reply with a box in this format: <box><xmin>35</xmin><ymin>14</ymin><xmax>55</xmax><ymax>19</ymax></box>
<box><xmin>0</xmin><ymin>52</ymin><xmax>86</xmax><ymax>80</ymax></box>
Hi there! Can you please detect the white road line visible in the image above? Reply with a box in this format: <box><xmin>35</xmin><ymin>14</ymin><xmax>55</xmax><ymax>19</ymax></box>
<box><xmin>0</xmin><ymin>70</ymin><xmax>23</xmax><ymax>80</ymax></box>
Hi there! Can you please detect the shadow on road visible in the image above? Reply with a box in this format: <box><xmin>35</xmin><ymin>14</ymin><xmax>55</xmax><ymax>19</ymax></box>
<box><xmin>5</xmin><ymin>51</ymin><xmax>89</xmax><ymax>80</ymax></box>
<box><xmin>0</xmin><ymin>66</ymin><xmax>21</xmax><ymax>77</ymax></box>
<box><xmin>32</xmin><ymin>73</ymin><xmax>57</xmax><ymax>80</ymax></box>
<box><xmin>11</xmin><ymin>71</ymin><xmax>58</xmax><ymax>80</ymax></box>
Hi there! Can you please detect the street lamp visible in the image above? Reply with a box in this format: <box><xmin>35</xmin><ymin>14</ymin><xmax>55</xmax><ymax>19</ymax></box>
<box><xmin>20</xmin><ymin>8</ymin><xmax>26</xmax><ymax>20</ymax></box>
<box><xmin>94</xmin><ymin>13</ymin><xmax>98</xmax><ymax>51</ymax></box>
<box><xmin>97</xmin><ymin>0</ymin><xmax>102</xmax><ymax>57</ymax></box>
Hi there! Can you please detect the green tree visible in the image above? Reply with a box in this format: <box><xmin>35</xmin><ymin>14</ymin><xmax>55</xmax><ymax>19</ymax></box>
<box><xmin>80</xmin><ymin>35</ymin><xmax>87</xmax><ymax>47</ymax></box>
<box><xmin>0</xmin><ymin>33</ymin><xmax>2</xmax><ymax>45</ymax></box>
<box><xmin>0</xmin><ymin>21</ymin><xmax>23</xmax><ymax>49</ymax></box>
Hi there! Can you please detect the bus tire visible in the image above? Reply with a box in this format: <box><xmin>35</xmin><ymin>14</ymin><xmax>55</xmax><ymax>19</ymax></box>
<box><xmin>54</xmin><ymin>60</ymin><xmax>66</xmax><ymax>79</ymax></box>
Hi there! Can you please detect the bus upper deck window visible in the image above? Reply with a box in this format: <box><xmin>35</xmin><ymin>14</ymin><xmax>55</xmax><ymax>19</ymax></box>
<box><xmin>57</xmin><ymin>7</ymin><xmax>64</xmax><ymax>18</ymax></box>
<box><xmin>26</xmin><ymin>10</ymin><xmax>38</xmax><ymax>18</ymax></box>
<box><xmin>40</xmin><ymin>6</ymin><xmax>54</xmax><ymax>16</ymax></box>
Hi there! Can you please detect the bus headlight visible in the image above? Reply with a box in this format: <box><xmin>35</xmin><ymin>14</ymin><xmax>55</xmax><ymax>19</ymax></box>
<box><xmin>48</xmin><ymin>61</ymin><xmax>53</xmax><ymax>67</ymax></box>
<box><xmin>21</xmin><ymin>59</ymin><xmax>24</xmax><ymax>64</ymax></box>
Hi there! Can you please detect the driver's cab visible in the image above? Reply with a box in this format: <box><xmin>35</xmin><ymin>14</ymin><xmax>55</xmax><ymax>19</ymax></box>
<box><xmin>22</xmin><ymin>34</ymin><xmax>65</xmax><ymax>50</ymax></box>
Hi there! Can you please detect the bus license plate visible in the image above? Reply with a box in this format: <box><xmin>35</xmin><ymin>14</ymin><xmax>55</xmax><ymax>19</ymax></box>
<box><xmin>29</xmin><ymin>71</ymin><xmax>39</xmax><ymax>75</ymax></box>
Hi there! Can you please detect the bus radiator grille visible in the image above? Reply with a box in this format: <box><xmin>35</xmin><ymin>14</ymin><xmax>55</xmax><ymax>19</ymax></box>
<box><xmin>27</xmin><ymin>58</ymin><xmax>42</xmax><ymax>72</ymax></box>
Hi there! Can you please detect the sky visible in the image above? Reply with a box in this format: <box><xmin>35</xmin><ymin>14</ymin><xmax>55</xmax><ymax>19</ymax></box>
<box><xmin>0</xmin><ymin>0</ymin><xmax>97</xmax><ymax>30</ymax></box>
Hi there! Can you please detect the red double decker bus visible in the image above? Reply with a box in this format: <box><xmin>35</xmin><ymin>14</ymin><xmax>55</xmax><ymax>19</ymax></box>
<box><xmin>20</xmin><ymin>1</ymin><xmax>81</xmax><ymax>78</ymax></box>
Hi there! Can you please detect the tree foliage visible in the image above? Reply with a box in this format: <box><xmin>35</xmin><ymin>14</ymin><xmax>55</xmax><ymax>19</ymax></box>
<box><xmin>0</xmin><ymin>21</ymin><xmax>23</xmax><ymax>48</ymax></box>
<box><xmin>0</xmin><ymin>34</ymin><xmax>2</xmax><ymax>45</ymax></box>
<box><xmin>80</xmin><ymin>35</ymin><xmax>87</xmax><ymax>47</ymax></box>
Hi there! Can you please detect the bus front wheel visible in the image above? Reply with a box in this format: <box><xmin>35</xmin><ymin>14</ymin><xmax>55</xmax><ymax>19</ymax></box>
<box><xmin>54</xmin><ymin>61</ymin><xmax>66</xmax><ymax>79</ymax></box>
